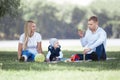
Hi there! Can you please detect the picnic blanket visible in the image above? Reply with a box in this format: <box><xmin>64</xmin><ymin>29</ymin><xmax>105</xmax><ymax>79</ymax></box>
<box><xmin>48</xmin><ymin>57</ymin><xmax>117</xmax><ymax>63</ymax></box>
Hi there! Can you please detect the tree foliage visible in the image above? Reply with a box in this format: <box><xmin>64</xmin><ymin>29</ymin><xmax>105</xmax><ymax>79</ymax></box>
<box><xmin>0</xmin><ymin>0</ymin><xmax>20</xmax><ymax>18</ymax></box>
<box><xmin>0</xmin><ymin>0</ymin><xmax>22</xmax><ymax>39</ymax></box>
<box><xmin>0</xmin><ymin>0</ymin><xmax>120</xmax><ymax>39</ymax></box>
<box><xmin>88</xmin><ymin>0</ymin><xmax>120</xmax><ymax>38</ymax></box>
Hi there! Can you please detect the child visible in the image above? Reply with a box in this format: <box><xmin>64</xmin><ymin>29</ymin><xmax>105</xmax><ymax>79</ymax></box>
<box><xmin>46</xmin><ymin>38</ymin><xmax>63</xmax><ymax>62</ymax></box>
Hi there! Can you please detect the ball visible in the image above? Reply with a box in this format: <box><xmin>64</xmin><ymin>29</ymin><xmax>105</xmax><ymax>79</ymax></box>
<box><xmin>77</xmin><ymin>24</ymin><xmax>83</xmax><ymax>31</ymax></box>
<box><xmin>34</xmin><ymin>54</ymin><xmax>45</xmax><ymax>62</ymax></box>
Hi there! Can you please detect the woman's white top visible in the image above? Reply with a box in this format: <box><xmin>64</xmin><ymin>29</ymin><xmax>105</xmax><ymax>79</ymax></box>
<box><xmin>19</xmin><ymin>32</ymin><xmax>42</xmax><ymax>54</ymax></box>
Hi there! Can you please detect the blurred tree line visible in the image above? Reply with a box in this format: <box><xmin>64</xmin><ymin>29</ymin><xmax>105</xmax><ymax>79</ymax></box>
<box><xmin>0</xmin><ymin>0</ymin><xmax>120</xmax><ymax>40</ymax></box>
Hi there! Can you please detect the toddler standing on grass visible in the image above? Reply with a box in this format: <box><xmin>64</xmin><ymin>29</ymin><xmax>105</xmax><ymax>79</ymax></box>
<box><xmin>46</xmin><ymin>38</ymin><xmax>63</xmax><ymax>62</ymax></box>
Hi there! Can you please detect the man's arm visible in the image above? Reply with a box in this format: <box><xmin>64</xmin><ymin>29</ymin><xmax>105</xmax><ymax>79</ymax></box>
<box><xmin>89</xmin><ymin>30</ymin><xmax>107</xmax><ymax>50</ymax></box>
<box><xmin>79</xmin><ymin>30</ymin><xmax>87</xmax><ymax>47</ymax></box>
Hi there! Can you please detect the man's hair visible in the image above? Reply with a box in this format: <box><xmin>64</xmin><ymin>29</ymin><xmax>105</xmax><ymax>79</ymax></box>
<box><xmin>88</xmin><ymin>16</ymin><xmax>98</xmax><ymax>22</ymax></box>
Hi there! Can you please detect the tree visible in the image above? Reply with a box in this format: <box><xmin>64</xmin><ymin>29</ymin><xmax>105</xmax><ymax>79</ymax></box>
<box><xmin>88</xmin><ymin>0</ymin><xmax>120</xmax><ymax>38</ymax></box>
<box><xmin>0</xmin><ymin>0</ymin><xmax>22</xmax><ymax>40</ymax></box>
<box><xmin>0</xmin><ymin>0</ymin><xmax>20</xmax><ymax>18</ymax></box>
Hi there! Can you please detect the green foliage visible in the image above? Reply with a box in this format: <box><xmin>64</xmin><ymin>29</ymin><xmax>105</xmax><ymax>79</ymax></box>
<box><xmin>20</xmin><ymin>0</ymin><xmax>120</xmax><ymax>39</ymax></box>
<box><xmin>0</xmin><ymin>0</ymin><xmax>20</xmax><ymax>17</ymax></box>
<box><xmin>0</xmin><ymin>0</ymin><xmax>23</xmax><ymax>39</ymax></box>
<box><xmin>88</xmin><ymin>0</ymin><xmax>120</xmax><ymax>38</ymax></box>
<box><xmin>0</xmin><ymin>0</ymin><xmax>120</xmax><ymax>39</ymax></box>
<box><xmin>21</xmin><ymin>0</ymin><xmax>87</xmax><ymax>39</ymax></box>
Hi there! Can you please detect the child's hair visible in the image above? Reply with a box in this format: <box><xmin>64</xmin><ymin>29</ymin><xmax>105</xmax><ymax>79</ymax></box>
<box><xmin>49</xmin><ymin>38</ymin><xmax>58</xmax><ymax>47</ymax></box>
<box><xmin>23</xmin><ymin>20</ymin><xmax>34</xmax><ymax>50</ymax></box>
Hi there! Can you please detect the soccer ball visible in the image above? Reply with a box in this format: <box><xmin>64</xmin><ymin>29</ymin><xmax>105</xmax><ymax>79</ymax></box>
<box><xmin>34</xmin><ymin>54</ymin><xmax>45</xmax><ymax>62</ymax></box>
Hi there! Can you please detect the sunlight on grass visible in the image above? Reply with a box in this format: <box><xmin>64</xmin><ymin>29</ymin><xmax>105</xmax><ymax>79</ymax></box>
<box><xmin>0</xmin><ymin>45</ymin><xmax>120</xmax><ymax>80</ymax></box>
<box><xmin>106</xmin><ymin>46</ymin><xmax>120</xmax><ymax>52</ymax></box>
<box><xmin>0</xmin><ymin>70</ymin><xmax>120</xmax><ymax>80</ymax></box>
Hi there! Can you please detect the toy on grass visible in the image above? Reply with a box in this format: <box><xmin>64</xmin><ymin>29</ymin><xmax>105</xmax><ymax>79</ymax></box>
<box><xmin>70</xmin><ymin>54</ymin><xmax>80</xmax><ymax>62</ymax></box>
<box><xmin>34</xmin><ymin>53</ymin><xmax>45</xmax><ymax>62</ymax></box>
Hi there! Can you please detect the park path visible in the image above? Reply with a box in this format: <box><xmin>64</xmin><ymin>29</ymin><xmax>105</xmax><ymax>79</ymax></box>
<box><xmin>0</xmin><ymin>39</ymin><xmax>120</xmax><ymax>51</ymax></box>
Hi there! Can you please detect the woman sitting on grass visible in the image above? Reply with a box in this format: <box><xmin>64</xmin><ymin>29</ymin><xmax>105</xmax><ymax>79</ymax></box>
<box><xmin>46</xmin><ymin>38</ymin><xmax>63</xmax><ymax>62</ymax></box>
<box><xmin>18</xmin><ymin>20</ymin><xmax>43</xmax><ymax>62</ymax></box>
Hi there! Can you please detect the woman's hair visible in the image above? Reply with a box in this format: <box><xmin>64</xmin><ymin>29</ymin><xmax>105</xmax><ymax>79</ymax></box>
<box><xmin>23</xmin><ymin>20</ymin><xmax>34</xmax><ymax>50</ymax></box>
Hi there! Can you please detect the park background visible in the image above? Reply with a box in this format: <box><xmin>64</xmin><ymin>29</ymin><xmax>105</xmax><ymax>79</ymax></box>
<box><xmin>0</xmin><ymin>0</ymin><xmax>120</xmax><ymax>40</ymax></box>
<box><xmin>0</xmin><ymin>0</ymin><xmax>120</xmax><ymax>80</ymax></box>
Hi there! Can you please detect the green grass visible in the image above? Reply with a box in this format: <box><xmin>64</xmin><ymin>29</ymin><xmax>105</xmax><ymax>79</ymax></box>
<box><xmin>0</xmin><ymin>47</ymin><xmax>120</xmax><ymax>80</ymax></box>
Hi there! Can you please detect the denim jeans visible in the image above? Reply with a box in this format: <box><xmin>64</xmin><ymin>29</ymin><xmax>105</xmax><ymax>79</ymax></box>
<box><xmin>22</xmin><ymin>50</ymin><xmax>35</xmax><ymax>61</ymax></box>
<box><xmin>77</xmin><ymin>44</ymin><xmax>106</xmax><ymax>61</ymax></box>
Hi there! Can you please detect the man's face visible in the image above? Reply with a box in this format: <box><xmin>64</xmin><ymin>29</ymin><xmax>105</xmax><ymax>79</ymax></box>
<box><xmin>88</xmin><ymin>20</ymin><xmax>98</xmax><ymax>31</ymax></box>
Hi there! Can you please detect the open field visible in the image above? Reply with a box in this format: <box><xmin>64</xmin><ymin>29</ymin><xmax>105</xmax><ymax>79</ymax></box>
<box><xmin>0</xmin><ymin>50</ymin><xmax>120</xmax><ymax>80</ymax></box>
<box><xmin>0</xmin><ymin>39</ymin><xmax>120</xmax><ymax>80</ymax></box>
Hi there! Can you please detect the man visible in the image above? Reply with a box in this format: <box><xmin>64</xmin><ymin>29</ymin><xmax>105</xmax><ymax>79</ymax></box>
<box><xmin>78</xmin><ymin>16</ymin><xmax>107</xmax><ymax>61</ymax></box>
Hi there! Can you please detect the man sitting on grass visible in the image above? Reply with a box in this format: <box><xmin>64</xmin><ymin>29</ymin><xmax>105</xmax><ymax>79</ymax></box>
<box><xmin>78</xmin><ymin>16</ymin><xmax>107</xmax><ymax>61</ymax></box>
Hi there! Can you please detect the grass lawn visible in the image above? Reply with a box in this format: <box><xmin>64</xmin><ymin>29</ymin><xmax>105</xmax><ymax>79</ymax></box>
<box><xmin>0</xmin><ymin>47</ymin><xmax>120</xmax><ymax>80</ymax></box>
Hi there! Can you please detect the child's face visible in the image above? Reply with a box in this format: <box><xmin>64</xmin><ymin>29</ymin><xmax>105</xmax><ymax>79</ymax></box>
<box><xmin>54</xmin><ymin>41</ymin><xmax>59</xmax><ymax>49</ymax></box>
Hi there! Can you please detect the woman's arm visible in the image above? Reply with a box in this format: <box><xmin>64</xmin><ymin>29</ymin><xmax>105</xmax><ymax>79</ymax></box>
<box><xmin>18</xmin><ymin>43</ymin><xmax>23</xmax><ymax>59</ymax></box>
<box><xmin>37</xmin><ymin>42</ymin><xmax>43</xmax><ymax>53</ymax></box>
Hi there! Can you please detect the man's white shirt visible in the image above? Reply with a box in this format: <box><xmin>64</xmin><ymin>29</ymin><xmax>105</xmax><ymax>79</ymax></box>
<box><xmin>80</xmin><ymin>27</ymin><xmax>107</xmax><ymax>54</ymax></box>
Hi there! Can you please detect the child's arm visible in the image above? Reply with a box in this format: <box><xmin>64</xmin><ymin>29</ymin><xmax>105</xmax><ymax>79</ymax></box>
<box><xmin>57</xmin><ymin>51</ymin><xmax>63</xmax><ymax>58</ymax></box>
<box><xmin>46</xmin><ymin>51</ymin><xmax>51</xmax><ymax>62</ymax></box>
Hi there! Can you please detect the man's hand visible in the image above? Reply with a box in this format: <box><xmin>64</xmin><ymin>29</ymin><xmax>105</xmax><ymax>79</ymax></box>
<box><xmin>83</xmin><ymin>48</ymin><xmax>91</xmax><ymax>54</ymax></box>
<box><xmin>78</xmin><ymin>30</ymin><xmax>84</xmax><ymax>38</ymax></box>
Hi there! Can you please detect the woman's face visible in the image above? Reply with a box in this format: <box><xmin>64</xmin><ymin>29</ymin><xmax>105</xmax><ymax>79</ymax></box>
<box><xmin>31</xmin><ymin>23</ymin><xmax>36</xmax><ymax>33</ymax></box>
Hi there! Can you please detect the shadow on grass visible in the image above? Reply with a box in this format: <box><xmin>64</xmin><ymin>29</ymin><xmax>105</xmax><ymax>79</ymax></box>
<box><xmin>0</xmin><ymin>51</ymin><xmax>120</xmax><ymax>71</ymax></box>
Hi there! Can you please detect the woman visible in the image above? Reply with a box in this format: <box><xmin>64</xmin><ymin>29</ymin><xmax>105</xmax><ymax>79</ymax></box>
<box><xmin>18</xmin><ymin>20</ymin><xmax>42</xmax><ymax>62</ymax></box>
